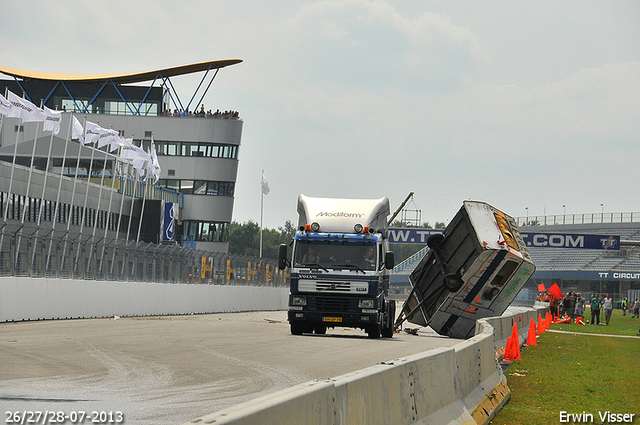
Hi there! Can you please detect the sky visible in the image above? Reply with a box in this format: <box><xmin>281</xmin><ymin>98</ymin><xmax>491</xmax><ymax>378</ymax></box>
<box><xmin>1</xmin><ymin>1</ymin><xmax>639</xmax><ymax>229</ymax></box>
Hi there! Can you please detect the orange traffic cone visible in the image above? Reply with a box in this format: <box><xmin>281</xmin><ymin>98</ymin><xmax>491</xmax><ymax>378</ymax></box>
<box><xmin>503</xmin><ymin>336</ymin><xmax>520</xmax><ymax>361</ymax></box>
<box><xmin>503</xmin><ymin>336</ymin><xmax>513</xmax><ymax>360</ymax></box>
<box><xmin>537</xmin><ymin>313</ymin><xmax>545</xmax><ymax>334</ymax></box>
<box><xmin>504</xmin><ymin>323</ymin><xmax>521</xmax><ymax>361</ymax></box>
<box><xmin>527</xmin><ymin>318</ymin><xmax>537</xmax><ymax>346</ymax></box>
<box><xmin>576</xmin><ymin>316</ymin><xmax>585</xmax><ymax>325</ymax></box>
<box><xmin>544</xmin><ymin>312</ymin><xmax>551</xmax><ymax>329</ymax></box>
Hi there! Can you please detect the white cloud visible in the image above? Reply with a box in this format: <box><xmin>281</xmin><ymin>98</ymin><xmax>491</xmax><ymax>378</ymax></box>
<box><xmin>2</xmin><ymin>0</ymin><xmax>639</xmax><ymax>227</ymax></box>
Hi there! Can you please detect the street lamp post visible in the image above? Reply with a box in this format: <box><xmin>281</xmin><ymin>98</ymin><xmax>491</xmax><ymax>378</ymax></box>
<box><xmin>525</xmin><ymin>207</ymin><xmax>529</xmax><ymax>226</ymax></box>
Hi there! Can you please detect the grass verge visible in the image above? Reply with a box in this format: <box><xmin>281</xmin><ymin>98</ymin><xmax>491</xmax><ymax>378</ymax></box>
<box><xmin>491</xmin><ymin>309</ymin><xmax>640</xmax><ymax>425</ymax></box>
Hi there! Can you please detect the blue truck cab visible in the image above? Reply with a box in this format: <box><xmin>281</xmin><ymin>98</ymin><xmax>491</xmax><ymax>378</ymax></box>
<box><xmin>278</xmin><ymin>195</ymin><xmax>395</xmax><ymax>338</ymax></box>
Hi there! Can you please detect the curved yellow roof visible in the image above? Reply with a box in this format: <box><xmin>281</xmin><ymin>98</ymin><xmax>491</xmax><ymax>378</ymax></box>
<box><xmin>0</xmin><ymin>59</ymin><xmax>242</xmax><ymax>84</ymax></box>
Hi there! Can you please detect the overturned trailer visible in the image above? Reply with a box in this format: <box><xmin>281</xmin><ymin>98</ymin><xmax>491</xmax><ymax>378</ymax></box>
<box><xmin>395</xmin><ymin>201</ymin><xmax>536</xmax><ymax>339</ymax></box>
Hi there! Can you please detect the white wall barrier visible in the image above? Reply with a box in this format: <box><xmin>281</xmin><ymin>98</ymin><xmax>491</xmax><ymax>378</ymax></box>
<box><xmin>0</xmin><ymin>277</ymin><xmax>289</xmax><ymax>322</ymax></box>
<box><xmin>183</xmin><ymin>305</ymin><xmax>548</xmax><ymax>425</ymax></box>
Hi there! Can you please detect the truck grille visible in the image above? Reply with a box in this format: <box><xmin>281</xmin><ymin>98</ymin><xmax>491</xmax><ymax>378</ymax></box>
<box><xmin>297</xmin><ymin>279</ymin><xmax>369</xmax><ymax>294</ymax></box>
<box><xmin>308</xmin><ymin>296</ymin><xmax>358</xmax><ymax>313</ymax></box>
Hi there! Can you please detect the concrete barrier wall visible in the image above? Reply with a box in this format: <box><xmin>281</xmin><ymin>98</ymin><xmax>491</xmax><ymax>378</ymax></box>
<box><xmin>183</xmin><ymin>305</ymin><xmax>547</xmax><ymax>425</ymax></box>
<box><xmin>0</xmin><ymin>277</ymin><xmax>289</xmax><ymax>322</ymax></box>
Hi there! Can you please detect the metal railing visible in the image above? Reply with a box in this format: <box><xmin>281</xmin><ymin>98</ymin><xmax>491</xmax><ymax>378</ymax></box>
<box><xmin>0</xmin><ymin>229</ymin><xmax>285</xmax><ymax>286</ymax></box>
<box><xmin>517</xmin><ymin>212</ymin><xmax>640</xmax><ymax>227</ymax></box>
<box><xmin>390</xmin><ymin>246</ymin><xmax>429</xmax><ymax>275</ymax></box>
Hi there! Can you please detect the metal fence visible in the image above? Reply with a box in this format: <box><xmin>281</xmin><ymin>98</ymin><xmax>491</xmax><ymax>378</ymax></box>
<box><xmin>0</xmin><ymin>228</ymin><xmax>286</xmax><ymax>286</ymax></box>
<box><xmin>516</xmin><ymin>212</ymin><xmax>640</xmax><ymax>227</ymax></box>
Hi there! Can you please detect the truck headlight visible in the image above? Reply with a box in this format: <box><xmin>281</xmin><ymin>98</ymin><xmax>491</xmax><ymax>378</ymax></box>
<box><xmin>292</xmin><ymin>296</ymin><xmax>306</xmax><ymax>306</ymax></box>
<box><xmin>358</xmin><ymin>299</ymin><xmax>374</xmax><ymax>308</ymax></box>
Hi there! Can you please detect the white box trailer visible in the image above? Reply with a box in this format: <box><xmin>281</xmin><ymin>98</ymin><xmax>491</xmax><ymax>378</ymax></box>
<box><xmin>395</xmin><ymin>201</ymin><xmax>536</xmax><ymax>339</ymax></box>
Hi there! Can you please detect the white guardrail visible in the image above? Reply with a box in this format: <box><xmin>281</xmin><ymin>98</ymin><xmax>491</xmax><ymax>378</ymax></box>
<box><xmin>0</xmin><ymin>277</ymin><xmax>289</xmax><ymax>322</ymax></box>
<box><xmin>181</xmin><ymin>304</ymin><xmax>545</xmax><ymax>425</ymax></box>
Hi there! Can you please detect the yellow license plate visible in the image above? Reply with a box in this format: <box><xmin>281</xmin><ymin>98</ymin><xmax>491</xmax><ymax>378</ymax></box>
<box><xmin>323</xmin><ymin>317</ymin><xmax>342</xmax><ymax>323</ymax></box>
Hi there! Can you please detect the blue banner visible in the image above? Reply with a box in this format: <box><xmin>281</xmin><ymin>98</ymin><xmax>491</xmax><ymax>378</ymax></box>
<box><xmin>162</xmin><ymin>202</ymin><xmax>177</xmax><ymax>241</ymax></box>
<box><xmin>388</xmin><ymin>228</ymin><xmax>620</xmax><ymax>250</ymax></box>
<box><xmin>520</xmin><ymin>233</ymin><xmax>620</xmax><ymax>250</ymax></box>
<box><xmin>388</xmin><ymin>227</ymin><xmax>443</xmax><ymax>244</ymax></box>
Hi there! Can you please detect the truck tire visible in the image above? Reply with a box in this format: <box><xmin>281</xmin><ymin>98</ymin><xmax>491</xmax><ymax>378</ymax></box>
<box><xmin>314</xmin><ymin>324</ymin><xmax>327</xmax><ymax>335</ymax></box>
<box><xmin>427</xmin><ymin>233</ymin><xmax>444</xmax><ymax>249</ymax></box>
<box><xmin>367</xmin><ymin>325</ymin><xmax>381</xmax><ymax>339</ymax></box>
<box><xmin>444</xmin><ymin>273</ymin><xmax>464</xmax><ymax>292</ymax></box>
<box><xmin>381</xmin><ymin>300</ymin><xmax>396</xmax><ymax>338</ymax></box>
<box><xmin>290</xmin><ymin>322</ymin><xmax>304</xmax><ymax>335</ymax></box>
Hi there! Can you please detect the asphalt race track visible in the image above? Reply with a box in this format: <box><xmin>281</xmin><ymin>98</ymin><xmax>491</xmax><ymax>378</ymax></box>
<box><xmin>0</xmin><ymin>310</ymin><xmax>460</xmax><ymax>425</ymax></box>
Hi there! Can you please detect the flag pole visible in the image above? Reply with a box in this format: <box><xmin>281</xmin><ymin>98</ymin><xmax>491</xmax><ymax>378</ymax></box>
<box><xmin>61</xmin><ymin>116</ymin><xmax>87</xmax><ymax>276</ymax></box>
<box><xmin>46</xmin><ymin>113</ymin><xmax>75</xmax><ymax>276</ymax></box>
<box><xmin>260</xmin><ymin>170</ymin><xmax>264</xmax><ymax>258</ymax></box>
<box><xmin>73</xmin><ymin>128</ymin><xmax>98</xmax><ymax>277</ymax></box>
<box><xmin>15</xmin><ymin>101</ymin><xmax>44</xmax><ymax>272</ymax></box>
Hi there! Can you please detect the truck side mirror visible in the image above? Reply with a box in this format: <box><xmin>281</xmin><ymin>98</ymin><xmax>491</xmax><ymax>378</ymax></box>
<box><xmin>384</xmin><ymin>251</ymin><xmax>395</xmax><ymax>270</ymax></box>
<box><xmin>278</xmin><ymin>244</ymin><xmax>289</xmax><ymax>270</ymax></box>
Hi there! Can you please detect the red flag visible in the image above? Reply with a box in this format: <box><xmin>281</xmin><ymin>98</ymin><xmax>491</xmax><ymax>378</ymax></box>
<box><xmin>537</xmin><ymin>283</ymin><xmax>546</xmax><ymax>293</ymax></box>
<box><xmin>548</xmin><ymin>283</ymin><xmax>563</xmax><ymax>300</ymax></box>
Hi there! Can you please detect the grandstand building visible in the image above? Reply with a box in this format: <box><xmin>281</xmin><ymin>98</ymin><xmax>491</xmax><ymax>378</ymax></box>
<box><xmin>520</xmin><ymin>218</ymin><xmax>640</xmax><ymax>299</ymax></box>
<box><xmin>0</xmin><ymin>60</ymin><xmax>242</xmax><ymax>256</ymax></box>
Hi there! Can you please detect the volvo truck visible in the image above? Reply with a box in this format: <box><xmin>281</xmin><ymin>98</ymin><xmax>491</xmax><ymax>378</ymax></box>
<box><xmin>278</xmin><ymin>195</ymin><xmax>396</xmax><ymax>338</ymax></box>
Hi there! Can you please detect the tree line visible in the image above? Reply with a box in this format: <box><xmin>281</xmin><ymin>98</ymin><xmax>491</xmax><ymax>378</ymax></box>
<box><xmin>229</xmin><ymin>220</ymin><xmax>445</xmax><ymax>265</ymax></box>
<box><xmin>228</xmin><ymin>220</ymin><xmax>297</xmax><ymax>259</ymax></box>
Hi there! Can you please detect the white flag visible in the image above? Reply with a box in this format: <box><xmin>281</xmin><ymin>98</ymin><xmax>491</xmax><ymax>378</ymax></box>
<box><xmin>85</xmin><ymin>120</ymin><xmax>118</xmax><ymax>146</ymax></box>
<box><xmin>261</xmin><ymin>172</ymin><xmax>270</xmax><ymax>195</ymax></box>
<box><xmin>72</xmin><ymin>116</ymin><xmax>85</xmax><ymax>144</ymax></box>
<box><xmin>120</xmin><ymin>142</ymin><xmax>149</xmax><ymax>161</ymax></box>
<box><xmin>109</xmin><ymin>136</ymin><xmax>133</xmax><ymax>152</ymax></box>
<box><xmin>6</xmin><ymin>91</ymin><xmax>46</xmax><ymax>122</ymax></box>
<box><xmin>0</xmin><ymin>93</ymin><xmax>14</xmax><ymax>116</ymax></box>
<box><xmin>43</xmin><ymin>106</ymin><xmax>62</xmax><ymax>135</ymax></box>
<box><xmin>98</xmin><ymin>132</ymin><xmax>120</xmax><ymax>150</ymax></box>
<box><xmin>120</xmin><ymin>142</ymin><xmax>151</xmax><ymax>178</ymax></box>
<box><xmin>150</xmin><ymin>139</ymin><xmax>161</xmax><ymax>184</ymax></box>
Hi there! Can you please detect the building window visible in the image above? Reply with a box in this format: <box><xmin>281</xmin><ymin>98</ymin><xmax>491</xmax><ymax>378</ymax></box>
<box><xmin>157</xmin><ymin>180</ymin><xmax>234</xmax><ymax>196</ymax></box>
<box><xmin>154</xmin><ymin>141</ymin><xmax>239</xmax><ymax>159</ymax></box>
<box><xmin>184</xmin><ymin>221</ymin><xmax>229</xmax><ymax>242</ymax></box>
<box><xmin>180</xmin><ymin>180</ymin><xmax>194</xmax><ymax>194</ymax></box>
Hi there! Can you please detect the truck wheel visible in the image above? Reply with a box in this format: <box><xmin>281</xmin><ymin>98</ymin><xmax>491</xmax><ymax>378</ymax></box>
<box><xmin>381</xmin><ymin>301</ymin><xmax>396</xmax><ymax>338</ymax></box>
<box><xmin>290</xmin><ymin>322</ymin><xmax>304</xmax><ymax>335</ymax></box>
<box><xmin>444</xmin><ymin>273</ymin><xmax>464</xmax><ymax>292</ymax></box>
<box><xmin>367</xmin><ymin>323</ymin><xmax>381</xmax><ymax>339</ymax></box>
<box><xmin>314</xmin><ymin>324</ymin><xmax>327</xmax><ymax>335</ymax></box>
<box><xmin>427</xmin><ymin>233</ymin><xmax>444</xmax><ymax>249</ymax></box>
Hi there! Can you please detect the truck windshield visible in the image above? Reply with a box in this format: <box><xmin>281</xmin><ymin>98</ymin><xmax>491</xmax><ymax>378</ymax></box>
<box><xmin>294</xmin><ymin>242</ymin><xmax>378</xmax><ymax>271</ymax></box>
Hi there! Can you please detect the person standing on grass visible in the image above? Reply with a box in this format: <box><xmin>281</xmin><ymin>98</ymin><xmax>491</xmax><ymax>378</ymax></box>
<box><xmin>591</xmin><ymin>293</ymin><xmax>602</xmax><ymax>325</ymax></box>
<box><xmin>561</xmin><ymin>293</ymin><xmax>572</xmax><ymax>317</ymax></box>
<box><xmin>603</xmin><ymin>293</ymin><xmax>613</xmax><ymax>326</ymax></box>
<box><xmin>549</xmin><ymin>291</ymin><xmax>559</xmax><ymax>318</ymax></box>
<box><xmin>570</xmin><ymin>292</ymin><xmax>577</xmax><ymax>322</ymax></box>
<box><xmin>621</xmin><ymin>297</ymin><xmax>628</xmax><ymax>316</ymax></box>
<box><xmin>574</xmin><ymin>293</ymin><xmax>586</xmax><ymax>319</ymax></box>
<box><xmin>632</xmin><ymin>298</ymin><xmax>640</xmax><ymax>318</ymax></box>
